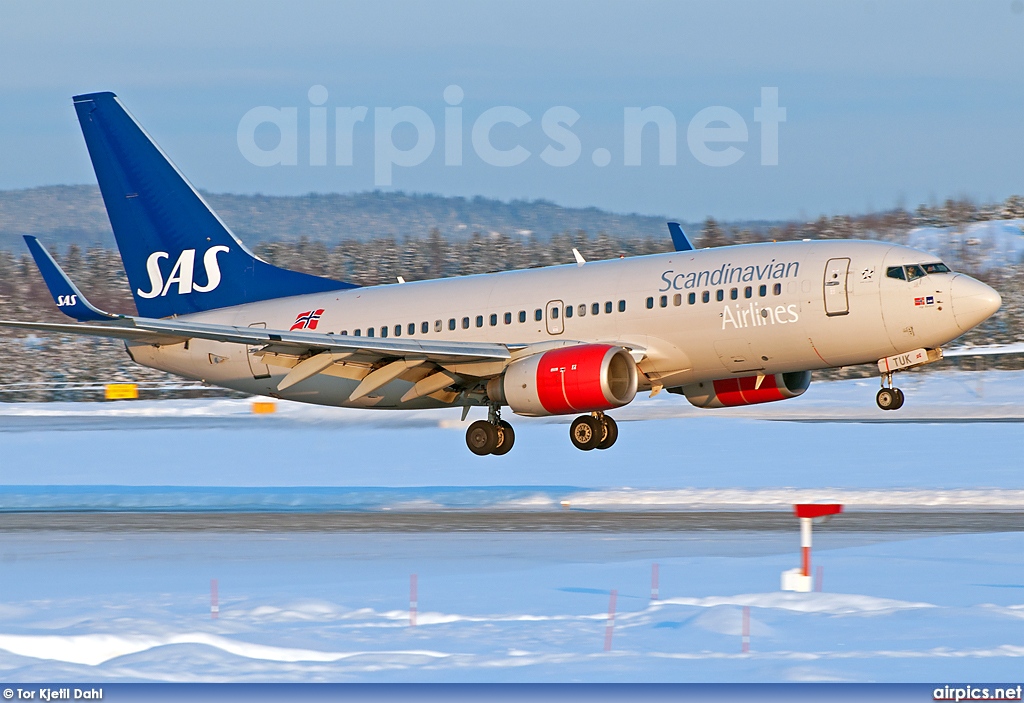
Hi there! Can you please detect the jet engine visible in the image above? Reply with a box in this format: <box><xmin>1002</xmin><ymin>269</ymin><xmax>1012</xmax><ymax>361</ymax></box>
<box><xmin>674</xmin><ymin>370</ymin><xmax>811</xmax><ymax>408</ymax></box>
<box><xmin>487</xmin><ymin>344</ymin><xmax>638</xmax><ymax>417</ymax></box>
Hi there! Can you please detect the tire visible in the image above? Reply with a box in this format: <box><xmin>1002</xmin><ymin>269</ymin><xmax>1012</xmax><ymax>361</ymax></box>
<box><xmin>876</xmin><ymin>388</ymin><xmax>898</xmax><ymax>411</ymax></box>
<box><xmin>891</xmin><ymin>388</ymin><xmax>905</xmax><ymax>410</ymax></box>
<box><xmin>492</xmin><ymin>420</ymin><xmax>516</xmax><ymax>455</ymax></box>
<box><xmin>466</xmin><ymin>420</ymin><xmax>498</xmax><ymax>455</ymax></box>
<box><xmin>596</xmin><ymin>416</ymin><xmax>618</xmax><ymax>450</ymax></box>
<box><xmin>569</xmin><ymin>415</ymin><xmax>602</xmax><ymax>451</ymax></box>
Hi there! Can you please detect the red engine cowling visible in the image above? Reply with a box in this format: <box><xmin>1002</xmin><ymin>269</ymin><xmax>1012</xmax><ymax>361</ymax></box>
<box><xmin>488</xmin><ymin>344</ymin><xmax>639</xmax><ymax>417</ymax></box>
<box><xmin>679</xmin><ymin>371</ymin><xmax>811</xmax><ymax>408</ymax></box>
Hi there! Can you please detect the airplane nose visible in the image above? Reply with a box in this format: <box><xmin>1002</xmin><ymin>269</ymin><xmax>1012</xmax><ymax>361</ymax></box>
<box><xmin>950</xmin><ymin>274</ymin><xmax>1001</xmax><ymax>331</ymax></box>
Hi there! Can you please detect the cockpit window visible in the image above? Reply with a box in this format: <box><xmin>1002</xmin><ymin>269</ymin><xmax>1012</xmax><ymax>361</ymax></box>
<box><xmin>905</xmin><ymin>264</ymin><xmax>927</xmax><ymax>281</ymax></box>
<box><xmin>886</xmin><ymin>266</ymin><xmax>906</xmax><ymax>281</ymax></box>
<box><xmin>921</xmin><ymin>262</ymin><xmax>950</xmax><ymax>274</ymax></box>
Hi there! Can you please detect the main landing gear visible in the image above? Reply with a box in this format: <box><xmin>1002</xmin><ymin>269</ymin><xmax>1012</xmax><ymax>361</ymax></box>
<box><xmin>465</xmin><ymin>405</ymin><xmax>515</xmax><ymax>456</ymax></box>
<box><xmin>876</xmin><ymin>373</ymin><xmax>905</xmax><ymax>411</ymax></box>
<box><xmin>569</xmin><ymin>412</ymin><xmax>618</xmax><ymax>451</ymax></box>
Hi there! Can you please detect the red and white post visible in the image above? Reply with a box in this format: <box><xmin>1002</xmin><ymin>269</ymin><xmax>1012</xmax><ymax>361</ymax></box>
<box><xmin>410</xmin><ymin>574</ymin><xmax>418</xmax><ymax>627</ymax></box>
<box><xmin>781</xmin><ymin>504</ymin><xmax>842</xmax><ymax>592</ymax></box>
<box><xmin>604</xmin><ymin>589</ymin><xmax>618</xmax><ymax>652</ymax></box>
<box><xmin>210</xmin><ymin>578</ymin><xmax>219</xmax><ymax>619</ymax></box>
<box><xmin>741</xmin><ymin>605</ymin><xmax>750</xmax><ymax>653</ymax></box>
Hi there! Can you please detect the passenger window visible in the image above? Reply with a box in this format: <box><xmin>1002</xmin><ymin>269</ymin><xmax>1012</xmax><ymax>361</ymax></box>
<box><xmin>565</xmin><ymin>305</ymin><xmax>573</xmax><ymax>318</ymax></box>
<box><xmin>605</xmin><ymin>301</ymin><xmax>613</xmax><ymax>314</ymax></box>
<box><xmin>702</xmin><ymin>291</ymin><xmax>710</xmax><ymax>303</ymax></box>
<box><xmin>592</xmin><ymin>303</ymin><xmax>600</xmax><ymax>315</ymax></box>
<box><xmin>773</xmin><ymin>283</ymin><xmax>782</xmax><ymax>295</ymax></box>
<box><xmin>716</xmin><ymin>290</ymin><xmax>724</xmax><ymax>302</ymax></box>
<box><xmin>905</xmin><ymin>264</ymin><xmax>926</xmax><ymax>281</ymax></box>
<box><xmin>744</xmin><ymin>286</ymin><xmax>752</xmax><ymax>298</ymax></box>
<box><xmin>449</xmin><ymin>318</ymin><xmax>456</xmax><ymax>331</ymax></box>
<box><xmin>688</xmin><ymin>292</ymin><xmax>696</xmax><ymax>304</ymax></box>
<box><xmin>659</xmin><ymin>295</ymin><xmax>668</xmax><ymax>308</ymax></box>
<box><xmin>759</xmin><ymin>285</ymin><xmax>767</xmax><ymax>297</ymax></box>
<box><xmin>367</xmin><ymin>328</ymin><xmax>374</xmax><ymax>337</ymax></box>
<box><xmin>504</xmin><ymin>312</ymin><xmax>512</xmax><ymax>324</ymax></box>
<box><xmin>354</xmin><ymin>329</ymin><xmax>361</xmax><ymax>336</ymax></box>
<box><xmin>476</xmin><ymin>315</ymin><xmax>484</xmax><ymax>327</ymax></box>
<box><xmin>489</xmin><ymin>313</ymin><xmax>498</xmax><ymax>326</ymax></box>
<box><xmin>381</xmin><ymin>326</ymin><xmax>389</xmax><ymax>338</ymax></box>
<box><xmin>646</xmin><ymin>297</ymin><xmax>654</xmax><ymax>309</ymax></box>
<box><xmin>551</xmin><ymin>307</ymin><xmax>559</xmax><ymax>319</ymax></box>
<box><xmin>394</xmin><ymin>324</ymin><xmax>401</xmax><ymax>337</ymax></box>
<box><xmin>408</xmin><ymin>323</ymin><xmax>416</xmax><ymax>335</ymax></box>
<box><xmin>340</xmin><ymin>330</ymin><xmax>348</xmax><ymax>336</ymax></box>
<box><xmin>535</xmin><ymin>309</ymin><xmax>543</xmax><ymax>321</ymax></box>
<box><xmin>519</xmin><ymin>310</ymin><xmax>526</xmax><ymax>323</ymax></box>
<box><xmin>462</xmin><ymin>317</ymin><xmax>470</xmax><ymax>329</ymax></box>
<box><xmin>421</xmin><ymin>321</ymin><xmax>428</xmax><ymax>334</ymax></box>
<box><xmin>886</xmin><ymin>266</ymin><xmax>906</xmax><ymax>281</ymax></box>
<box><xmin>618</xmin><ymin>300</ymin><xmax>626</xmax><ymax>312</ymax></box>
<box><xmin>673</xmin><ymin>294</ymin><xmax>681</xmax><ymax>306</ymax></box>
<box><xmin>578</xmin><ymin>304</ymin><xmax>587</xmax><ymax>317</ymax></box>
<box><xmin>434</xmin><ymin>320</ymin><xmax>442</xmax><ymax>332</ymax></box>
<box><xmin>730</xmin><ymin>288</ymin><xmax>738</xmax><ymax>300</ymax></box>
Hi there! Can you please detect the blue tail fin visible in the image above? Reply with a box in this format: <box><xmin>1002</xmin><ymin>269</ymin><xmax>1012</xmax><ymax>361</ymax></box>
<box><xmin>667</xmin><ymin>222</ymin><xmax>694</xmax><ymax>252</ymax></box>
<box><xmin>73</xmin><ymin>92</ymin><xmax>355</xmax><ymax>318</ymax></box>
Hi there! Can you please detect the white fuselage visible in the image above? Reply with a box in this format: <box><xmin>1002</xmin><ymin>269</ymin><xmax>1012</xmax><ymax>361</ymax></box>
<box><xmin>126</xmin><ymin>239</ymin><xmax>988</xmax><ymax>412</ymax></box>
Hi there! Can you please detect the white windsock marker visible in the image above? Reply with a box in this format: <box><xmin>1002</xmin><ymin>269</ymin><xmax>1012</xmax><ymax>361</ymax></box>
<box><xmin>781</xmin><ymin>504</ymin><xmax>842</xmax><ymax>592</ymax></box>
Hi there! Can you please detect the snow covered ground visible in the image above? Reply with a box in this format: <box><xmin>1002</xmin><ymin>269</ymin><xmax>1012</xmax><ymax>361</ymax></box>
<box><xmin>0</xmin><ymin>370</ymin><xmax>1021</xmax><ymax>682</ymax></box>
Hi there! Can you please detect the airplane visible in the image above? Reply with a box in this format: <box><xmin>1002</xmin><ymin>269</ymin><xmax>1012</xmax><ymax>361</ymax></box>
<box><xmin>0</xmin><ymin>92</ymin><xmax>1004</xmax><ymax>455</ymax></box>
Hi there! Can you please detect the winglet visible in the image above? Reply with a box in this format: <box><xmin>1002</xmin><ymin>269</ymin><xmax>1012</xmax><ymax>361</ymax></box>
<box><xmin>667</xmin><ymin>222</ymin><xmax>694</xmax><ymax>252</ymax></box>
<box><xmin>23</xmin><ymin>236</ymin><xmax>123</xmax><ymax>322</ymax></box>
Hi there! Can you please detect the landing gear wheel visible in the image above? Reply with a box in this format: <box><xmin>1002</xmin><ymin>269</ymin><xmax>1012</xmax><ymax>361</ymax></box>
<box><xmin>492</xmin><ymin>420</ymin><xmax>516</xmax><ymax>455</ymax></box>
<box><xmin>596</xmin><ymin>415</ymin><xmax>618</xmax><ymax>450</ymax></box>
<box><xmin>876</xmin><ymin>388</ymin><xmax>899</xmax><ymax>411</ymax></box>
<box><xmin>891</xmin><ymin>388</ymin><xmax>905</xmax><ymax>410</ymax></box>
<box><xmin>466</xmin><ymin>420</ymin><xmax>498</xmax><ymax>455</ymax></box>
<box><xmin>570</xmin><ymin>415</ymin><xmax>602</xmax><ymax>451</ymax></box>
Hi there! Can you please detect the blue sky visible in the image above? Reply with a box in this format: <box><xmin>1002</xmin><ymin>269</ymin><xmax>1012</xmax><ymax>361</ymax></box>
<box><xmin>1</xmin><ymin>0</ymin><xmax>1022</xmax><ymax>221</ymax></box>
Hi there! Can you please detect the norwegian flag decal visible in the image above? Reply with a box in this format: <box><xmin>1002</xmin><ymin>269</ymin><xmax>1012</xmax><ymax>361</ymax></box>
<box><xmin>290</xmin><ymin>308</ymin><xmax>325</xmax><ymax>330</ymax></box>
<box><xmin>914</xmin><ymin>296</ymin><xmax>935</xmax><ymax>307</ymax></box>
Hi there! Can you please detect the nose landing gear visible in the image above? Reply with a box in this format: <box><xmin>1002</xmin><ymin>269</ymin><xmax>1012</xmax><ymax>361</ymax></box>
<box><xmin>569</xmin><ymin>412</ymin><xmax>619</xmax><ymax>451</ymax></box>
<box><xmin>876</xmin><ymin>373</ymin><xmax>905</xmax><ymax>411</ymax></box>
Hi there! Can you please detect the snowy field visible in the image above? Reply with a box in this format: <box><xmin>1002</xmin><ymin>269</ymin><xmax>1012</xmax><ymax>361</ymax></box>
<box><xmin>0</xmin><ymin>370</ymin><xmax>1022</xmax><ymax>682</ymax></box>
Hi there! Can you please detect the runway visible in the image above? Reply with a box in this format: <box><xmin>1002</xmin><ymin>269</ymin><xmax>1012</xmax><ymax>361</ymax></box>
<box><xmin>3</xmin><ymin>510</ymin><xmax>1024</xmax><ymax>533</ymax></box>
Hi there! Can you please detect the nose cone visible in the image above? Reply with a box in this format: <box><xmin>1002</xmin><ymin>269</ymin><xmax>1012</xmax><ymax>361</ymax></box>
<box><xmin>951</xmin><ymin>275</ymin><xmax>1001</xmax><ymax>331</ymax></box>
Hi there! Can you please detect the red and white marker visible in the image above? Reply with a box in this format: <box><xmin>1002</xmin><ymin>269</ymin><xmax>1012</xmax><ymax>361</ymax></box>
<box><xmin>604</xmin><ymin>589</ymin><xmax>618</xmax><ymax>652</ymax></box>
<box><xmin>781</xmin><ymin>503</ymin><xmax>842</xmax><ymax>592</ymax></box>
<box><xmin>741</xmin><ymin>605</ymin><xmax>750</xmax><ymax>653</ymax></box>
<box><xmin>651</xmin><ymin>563</ymin><xmax>659</xmax><ymax>601</ymax></box>
<box><xmin>410</xmin><ymin>574</ymin><xmax>418</xmax><ymax>628</ymax></box>
<box><xmin>210</xmin><ymin>578</ymin><xmax>219</xmax><ymax>619</ymax></box>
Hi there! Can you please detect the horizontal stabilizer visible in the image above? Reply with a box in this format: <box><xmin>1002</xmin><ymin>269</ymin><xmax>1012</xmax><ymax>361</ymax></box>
<box><xmin>23</xmin><ymin>236</ymin><xmax>122</xmax><ymax>322</ymax></box>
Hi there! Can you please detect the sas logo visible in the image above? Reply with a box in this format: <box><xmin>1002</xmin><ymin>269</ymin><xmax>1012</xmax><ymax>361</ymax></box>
<box><xmin>56</xmin><ymin>294</ymin><xmax>79</xmax><ymax>307</ymax></box>
<box><xmin>914</xmin><ymin>296</ymin><xmax>935</xmax><ymax>307</ymax></box>
<box><xmin>290</xmin><ymin>309</ymin><xmax>325</xmax><ymax>331</ymax></box>
<box><xmin>136</xmin><ymin>246</ymin><xmax>230</xmax><ymax>299</ymax></box>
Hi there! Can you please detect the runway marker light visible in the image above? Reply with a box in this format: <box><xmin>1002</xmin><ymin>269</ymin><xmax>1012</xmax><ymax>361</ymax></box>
<box><xmin>105</xmin><ymin>383</ymin><xmax>138</xmax><ymax>400</ymax></box>
<box><xmin>742</xmin><ymin>605</ymin><xmax>750</xmax><ymax>653</ymax></box>
<box><xmin>251</xmin><ymin>400</ymin><xmax>277</xmax><ymax>414</ymax></box>
<box><xmin>781</xmin><ymin>503</ymin><xmax>842</xmax><ymax>592</ymax></box>
<box><xmin>410</xmin><ymin>574</ymin><xmax>418</xmax><ymax>627</ymax></box>
<box><xmin>604</xmin><ymin>589</ymin><xmax>618</xmax><ymax>652</ymax></box>
<box><xmin>211</xmin><ymin>578</ymin><xmax>219</xmax><ymax>619</ymax></box>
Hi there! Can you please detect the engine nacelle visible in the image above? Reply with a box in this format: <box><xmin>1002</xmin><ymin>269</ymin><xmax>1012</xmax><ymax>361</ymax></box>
<box><xmin>487</xmin><ymin>344</ymin><xmax>639</xmax><ymax>417</ymax></box>
<box><xmin>675</xmin><ymin>370</ymin><xmax>811</xmax><ymax>409</ymax></box>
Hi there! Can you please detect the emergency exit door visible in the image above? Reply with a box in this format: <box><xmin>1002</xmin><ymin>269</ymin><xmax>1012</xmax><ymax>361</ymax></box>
<box><xmin>823</xmin><ymin>258</ymin><xmax>850</xmax><ymax>316</ymax></box>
